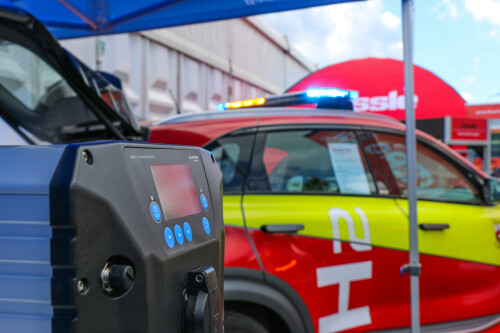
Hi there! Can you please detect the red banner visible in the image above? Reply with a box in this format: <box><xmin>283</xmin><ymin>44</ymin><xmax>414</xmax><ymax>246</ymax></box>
<box><xmin>466</xmin><ymin>104</ymin><xmax>500</xmax><ymax>119</ymax></box>
<box><xmin>450</xmin><ymin>118</ymin><xmax>487</xmax><ymax>142</ymax></box>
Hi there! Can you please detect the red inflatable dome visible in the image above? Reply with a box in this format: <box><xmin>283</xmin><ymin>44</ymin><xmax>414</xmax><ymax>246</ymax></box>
<box><xmin>287</xmin><ymin>57</ymin><xmax>466</xmax><ymax>121</ymax></box>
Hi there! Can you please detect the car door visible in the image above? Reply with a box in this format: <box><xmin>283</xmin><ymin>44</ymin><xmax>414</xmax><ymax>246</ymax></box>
<box><xmin>241</xmin><ymin>126</ymin><xmax>414</xmax><ymax>333</ymax></box>
<box><xmin>368</xmin><ymin>131</ymin><xmax>500</xmax><ymax>324</ymax></box>
<box><xmin>204</xmin><ymin>129</ymin><xmax>262</xmax><ymax>270</ymax></box>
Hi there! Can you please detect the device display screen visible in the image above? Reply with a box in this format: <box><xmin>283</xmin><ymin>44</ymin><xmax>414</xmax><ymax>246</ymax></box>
<box><xmin>151</xmin><ymin>164</ymin><xmax>201</xmax><ymax>221</ymax></box>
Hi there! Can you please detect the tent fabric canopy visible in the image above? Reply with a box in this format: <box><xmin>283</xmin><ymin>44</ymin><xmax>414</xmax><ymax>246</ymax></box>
<box><xmin>4</xmin><ymin>0</ymin><xmax>361</xmax><ymax>39</ymax></box>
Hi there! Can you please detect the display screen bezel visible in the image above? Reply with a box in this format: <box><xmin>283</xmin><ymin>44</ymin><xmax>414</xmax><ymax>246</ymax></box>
<box><xmin>150</xmin><ymin>163</ymin><xmax>202</xmax><ymax>222</ymax></box>
<box><xmin>124</xmin><ymin>147</ymin><xmax>215</xmax><ymax>256</ymax></box>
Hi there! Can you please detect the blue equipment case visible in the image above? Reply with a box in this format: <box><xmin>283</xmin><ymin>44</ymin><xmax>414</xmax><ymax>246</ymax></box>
<box><xmin>0</xmin><ymin>146</ymin><xmax>65</xmax><ymax>332</ymax></box>
<box><xmin>0</xmin><ymin>142</ymin><xmax>224</xmax><ymax>333</ymax></box>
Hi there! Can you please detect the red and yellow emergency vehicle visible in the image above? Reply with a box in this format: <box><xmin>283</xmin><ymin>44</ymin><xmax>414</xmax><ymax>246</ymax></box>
<box><xmin>149</xmin><ymin>90</ymin><xmax>500</xmax><ymax>333</ymax></box>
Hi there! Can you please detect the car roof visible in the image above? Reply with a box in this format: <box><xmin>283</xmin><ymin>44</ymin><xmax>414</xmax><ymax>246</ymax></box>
<box><xmin>149</xmin><ymin>107</ymin><xmax>486</xmax><ymax>178</ymax></box>
<box><xmin>150</xmin><ymin>108</ymin><xmax>406</xmax><ymax>146</ymax></box>
<box><xmin>156</xmin><ymin>108</ymin><xmax>402</xmax><ymax>126</ymax></box>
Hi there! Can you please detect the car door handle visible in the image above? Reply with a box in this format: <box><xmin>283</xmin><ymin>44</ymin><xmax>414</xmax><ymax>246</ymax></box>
<box><xmin>419</xmin><ymin>223</ymin><xmax>450</xmax><ymax>231</ymax></box>
<box><xmin>260</xmin><ymin>224</ymin><xmax>304</xmax><ymax>234</ymax></box>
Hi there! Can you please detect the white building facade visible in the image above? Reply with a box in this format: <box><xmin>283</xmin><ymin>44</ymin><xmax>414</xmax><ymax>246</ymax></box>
<box><xmin>62</xmin><ymin>17</ymin><xmax>316</xmax><ymax>122</ymax></box>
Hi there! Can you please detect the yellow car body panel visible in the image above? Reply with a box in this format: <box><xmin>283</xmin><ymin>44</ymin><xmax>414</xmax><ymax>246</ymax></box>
<box><xmin>396</xmin><ymin>199</ymin><xmax>500</xmax><ymax>266</ymax></box>
<box><xmin>223</xmin><ymin>194</ymin><xmax>244</xmax><ymax>227</ymax></box>
<box><xmin>241</xmin><ymin>194</ymin><xmax>500</xmax><ymax>266</ymax></box>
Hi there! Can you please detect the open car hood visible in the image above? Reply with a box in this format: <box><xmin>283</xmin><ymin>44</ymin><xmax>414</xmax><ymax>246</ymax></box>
<box><xmin>0</xmin><ymin>1</ymin><xmax>149</xmax><ymax>144</ymax></box>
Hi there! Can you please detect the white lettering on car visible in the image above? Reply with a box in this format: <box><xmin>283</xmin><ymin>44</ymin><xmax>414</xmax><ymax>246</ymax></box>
<box><xmin>317</xmin><ymin>262</ymin><xmax>372</xmax><ymax>333</ymax></box>
<box><xmin>316</xmin><ymin>207</ymin><xmax>373</xmax><ymax>333</ymax></box>
<box><xmin>329</xmin><ymin>207</ymin><xmax>371</xmax><ymax>254</ymax></box>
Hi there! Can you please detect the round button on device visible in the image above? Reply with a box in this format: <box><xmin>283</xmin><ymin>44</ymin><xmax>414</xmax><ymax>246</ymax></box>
<box><xmin>150</xmin><ymin>202</ymin><xmax>161</xmax><ymax>222</ymax></box>
<box><xmin>174</xmin><ymin>224</ymin><xmax>184</xmax><ymax>245</ymax></box>
<box><xmin>164</xmin><ymin>227</ymin><xmax>175</xmax><ymax>248</ymax></box>
<box><xmin>183</xmin><ymin>222</ymin><xmax>193</xmax><ymax>242</ymax></box>
<box><xmin>200</xmin><ymin>194</ymin><xmax>208</xmax><ymax>210</ymax></box>
<box><xmin>202</xmin><ymin>217</ymin><xmax>211</xmax><ymax>235</ymax></box>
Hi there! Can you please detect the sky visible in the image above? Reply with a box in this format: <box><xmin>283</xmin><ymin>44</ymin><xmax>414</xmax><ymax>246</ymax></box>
<box><xmin>260</xmin><ymin>0</ymin><xmax>500</xmax><ymax>105</ymax></box>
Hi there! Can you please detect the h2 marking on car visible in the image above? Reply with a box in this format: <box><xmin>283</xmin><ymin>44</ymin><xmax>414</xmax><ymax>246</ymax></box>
<box><xmin>316</xmin><ymin>207</ymin><xmax>373</xmax><ymax>333</ymax></box>
<box><xmin>329</xmin><ymin>207</ymin><xmax>371</xmax><ymax>253</ymax></box>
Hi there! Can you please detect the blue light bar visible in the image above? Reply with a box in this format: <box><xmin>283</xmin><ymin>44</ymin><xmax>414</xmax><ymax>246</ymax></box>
<box><xmin>216</xmin><ymin>88</ymin><xmax>358</xmax><ymax>111</ymax></box>
<box><xmin>306</xmin><ymin>88</ymin><xmax>359</xmax><ymax>99</ymax></box>
<box><xmin>217</xmin><ymin>103</ymin><xmax>229</xmax><ymax>111</ymax></box>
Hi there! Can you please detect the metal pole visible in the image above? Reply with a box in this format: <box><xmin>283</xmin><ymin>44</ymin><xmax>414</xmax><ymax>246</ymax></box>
<box><xmin>484</xmin><ymin>119</ymin><xmax>491</xmax><ymax>174</ymax></box>
<box><xmin>402</xmin><ymin>1</ymin><xmax>421</xmax><ymax>332</ymax></box>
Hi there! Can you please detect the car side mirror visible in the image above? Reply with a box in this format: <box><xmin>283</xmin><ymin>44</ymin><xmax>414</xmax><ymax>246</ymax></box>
<box><xmin>484</xmin><ymin>177</ymin><xmax>500</xmax><ymax>204</ymax></box>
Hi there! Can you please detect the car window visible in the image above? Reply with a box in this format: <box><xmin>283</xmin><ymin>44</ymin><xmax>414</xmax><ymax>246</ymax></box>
<box><xmin>0</xmin><ymin>38</ymin><xmax>138</xmax><ymax>144</ymax></box>
<box><xmin>205</xmin><ymin>133</ymin><xmax>255</xmax><ymax>193</ymax></box>
<box><xmin>0</xmin><ymin>38</ymin><xmax>108</xmax><ymax>143</ymax></box>
<box><xmin>0</xmin><ymin>39</ymin><xmax>78</xmax><ymax>110</ymax></box>
<box><xmin>357</xmin><ymin>131</ymin><xmax>401</xmax><ymax>196</ymax></box>
<box><xmin>248</xmin><ymin>129</ymin><xmax>376</xmax><ymax>195</ymax></box>
<box><xmin>372</xmin><ymin>132</ymin><xmax>482</xmax><ymax>203</ymax></box>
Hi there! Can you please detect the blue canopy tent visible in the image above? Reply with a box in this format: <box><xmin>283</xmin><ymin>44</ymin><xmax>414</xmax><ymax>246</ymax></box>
<box><xmin>4</xmin><ymin>0</ymin><xmax>362</xmax><ymax>39</ymax></box>
<box><xmin>3</xmin><ymin>0</ymin><xmax>421</xmax><ymax>331</ymax></box>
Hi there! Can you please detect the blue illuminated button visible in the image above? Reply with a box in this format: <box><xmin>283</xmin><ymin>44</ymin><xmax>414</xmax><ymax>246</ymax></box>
<box><xmin>174</xmin><ymin>224</ymin><xmax>184</xmax><ymax>245</ymax></box>
<box><xmin>150</xmin><ymin>202</ymin><xmax>161</xmax><ymax>222</ymax></box>
<box><xmin>202</xmin><ymin>217</ymin><xmax>211</xmax><ymax>235</ymax></box>
<box><xmin>164</xmin><ymin>227</ymin><xmax>175</xmax><ymax>248</ymax></box>
<box><xmin>200</xmin><ymin>194</ymin><xmax>208</xmax><ymax>210</ymax></box>
<box><xmin>183</xmin><ymin>222</ymin><xmax>193</xmax><ymax>242</ymax></box>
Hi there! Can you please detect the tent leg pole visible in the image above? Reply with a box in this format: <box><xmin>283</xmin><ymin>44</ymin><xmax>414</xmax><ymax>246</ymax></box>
<box><xmin>402</xmin><ymin>1</ymin><xmax>421</xmax><ymax>332</ymax></box>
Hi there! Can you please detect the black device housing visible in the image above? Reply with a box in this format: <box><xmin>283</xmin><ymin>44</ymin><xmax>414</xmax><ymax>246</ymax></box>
<box><xmin>50</xmin><ymin>142</ymin><xmax>224</xmax><ymax>333</ymax></box>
